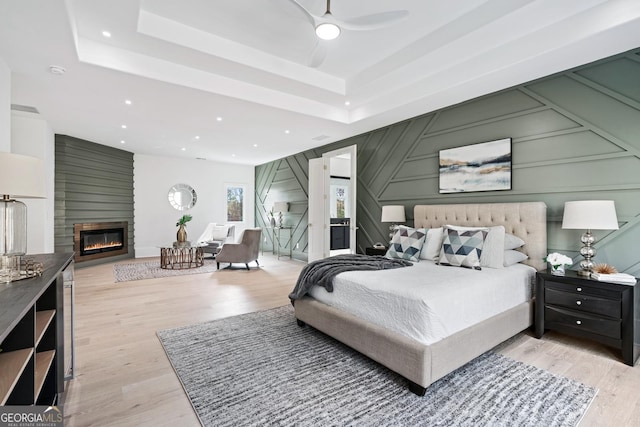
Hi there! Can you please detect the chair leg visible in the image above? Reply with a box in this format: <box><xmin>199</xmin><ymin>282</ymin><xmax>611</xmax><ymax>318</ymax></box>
<box><xmin>216</xmin><ymin>262</ymin><xmax>220</xmax><ymax>269</ymax></box>
<box><xmin>255</xmin><ymin>259</ymin><xmax>260</xmax><ymax>266</ymax></box>
<box><xmin>245</xmin><ymin>263</ymin><xmax>249</xmax><ymax>270</ymax></box>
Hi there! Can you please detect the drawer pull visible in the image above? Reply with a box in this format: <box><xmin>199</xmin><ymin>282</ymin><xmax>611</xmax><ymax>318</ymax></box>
<box><xmin>576</xmin><ymin>301</ymin><xmax>582</xmax><ymax>306</ymax></box>
<box><xmin>576</xmin><ymin>320</ymin><xmax>582</xmax><ymax>325</ymax></box>
<box><xmin>576</xmin><ymin>287</ymin><xmax>582</xmax><ymax>292</ymax></box>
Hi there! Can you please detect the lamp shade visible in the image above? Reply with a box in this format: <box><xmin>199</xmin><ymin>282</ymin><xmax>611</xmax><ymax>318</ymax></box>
<box><xmin>273</xmin><ymin>202</ymin><xmax>289</xmax><ymax>213</ymax></box>
<box><xmin>0</xmin><ymin>152</ymin><xmax>45</xmax><ymax>198</ymax></box>
<box><xmin>562</xmin><ymin>200</ymin><xmax>619</xmax><ymax>230</ymax></box>
<box><xmin>381</xmin><ymin>205</ymin><xmax>406</xmax><ymax>223</ymax></box>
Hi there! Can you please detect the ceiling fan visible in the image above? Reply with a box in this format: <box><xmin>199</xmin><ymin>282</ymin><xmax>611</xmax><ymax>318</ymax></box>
<box><xmin>285</xmin><ymin>0</ymin><xmax>409</xmax><ymax>66</ymax></box>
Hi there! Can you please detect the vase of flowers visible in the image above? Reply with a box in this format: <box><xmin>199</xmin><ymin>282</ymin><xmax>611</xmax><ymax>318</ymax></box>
<box><xmin>544</xmin><ymin>252</ymin><xmax>573</xmax><ymax>276</ymax></box>
<box><xmin>176</xmin><ymin>214</ymin><xmax>192</xmax><ymax>243</ymax></box>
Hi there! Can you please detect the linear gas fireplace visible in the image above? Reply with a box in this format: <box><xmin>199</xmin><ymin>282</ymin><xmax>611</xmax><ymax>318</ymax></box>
<box><xmin>73</xmin><ymin>221</ymin><xmax>128</xmax><ymax>262</ymax></box>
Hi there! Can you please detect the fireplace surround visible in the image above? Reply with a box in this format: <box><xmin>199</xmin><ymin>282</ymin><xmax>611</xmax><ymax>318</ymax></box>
<box><xmin>73</xmin><ymin>221</ymin><xmax>128</xmax><ymax>262</ymax></box>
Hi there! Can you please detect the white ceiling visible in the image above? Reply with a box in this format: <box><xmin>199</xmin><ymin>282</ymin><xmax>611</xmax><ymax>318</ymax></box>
<box><xmin>1</xmin><ymin>0</ymin><xmax>639</xmax><ymax>166</ymax></box>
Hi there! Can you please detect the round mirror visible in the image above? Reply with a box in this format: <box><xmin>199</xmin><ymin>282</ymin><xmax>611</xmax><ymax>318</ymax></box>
<box><xmin>168</xmin><ymin>183</ymin><xmax>197</xmax><ymax>211</ymax></box>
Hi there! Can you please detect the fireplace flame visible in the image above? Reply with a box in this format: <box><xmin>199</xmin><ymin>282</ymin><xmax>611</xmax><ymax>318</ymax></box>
<box><xmin>84</xmin><ymin>241</ymin><xmax>123</xmax><ymax>251</ymax></box>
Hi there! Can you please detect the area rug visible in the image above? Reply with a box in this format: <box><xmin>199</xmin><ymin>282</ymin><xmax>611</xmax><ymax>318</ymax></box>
<box><xmin>113</xmin><ymin>259</ymin><xmax>218</xmax><ymax>282</ymax></box>
<box><xmin>157</xmin><ymin>306</ymin><xmax>597</xmax><ymax>427</ymax></box>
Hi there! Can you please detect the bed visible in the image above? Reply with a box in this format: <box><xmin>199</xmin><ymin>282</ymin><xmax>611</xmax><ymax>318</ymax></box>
<box><xmin>293</xmin><ymin>202</ymin><xmax>547</xmax><ymax>395</ymax></box>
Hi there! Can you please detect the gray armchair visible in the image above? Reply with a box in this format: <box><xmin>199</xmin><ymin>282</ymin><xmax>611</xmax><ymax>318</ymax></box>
<box><xmin>216</xmin><ymin>228</ymin><xmax>262</xmax><ymax>270</ymax></box>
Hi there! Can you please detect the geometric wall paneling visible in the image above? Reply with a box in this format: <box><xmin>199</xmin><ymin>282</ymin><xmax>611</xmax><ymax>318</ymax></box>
<box><xmin>255</xmin><ymin>47</ymin><xmax>640</xmax><ymax>274</ymax></box>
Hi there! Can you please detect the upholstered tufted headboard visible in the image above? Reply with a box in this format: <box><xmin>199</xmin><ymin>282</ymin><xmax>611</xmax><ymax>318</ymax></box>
<box><xmin>414</xmin><ymin>202</ymin><xmax>547</xmax><ymax>271</ymax></box>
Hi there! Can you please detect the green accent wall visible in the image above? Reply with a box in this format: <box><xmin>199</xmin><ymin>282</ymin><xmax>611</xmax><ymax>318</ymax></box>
<box><xmin>55</xmin><ymin>135</ymin><xmax>135</xmax><ymax>266</ymax></box>
<box><xmin>255</xmin><ymin>48</ymin><xmax>640</xmax><ymax>276</ymax></box>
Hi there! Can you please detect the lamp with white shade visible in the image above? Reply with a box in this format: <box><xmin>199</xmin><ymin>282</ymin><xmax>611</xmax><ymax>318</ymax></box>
<box><xmin>381</xmin><ymin>205</ymin><xmax>406</xmax><ymax>240</ymax></box>
<box><xmin>0</xmin><ymin>152</ymin><xmax>46</xmax><ymax>282</ymax></box>
<box><xmin>561</xmin><ymin>200</ymin><xmax>619</xmax><ymax>276</ymax></box>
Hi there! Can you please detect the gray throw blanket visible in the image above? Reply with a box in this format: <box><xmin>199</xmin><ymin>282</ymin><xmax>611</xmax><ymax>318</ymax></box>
<box><xmin>289</xmin><ymin>254</ymin><xmax>412</xmax><ymax>304</ymax></box>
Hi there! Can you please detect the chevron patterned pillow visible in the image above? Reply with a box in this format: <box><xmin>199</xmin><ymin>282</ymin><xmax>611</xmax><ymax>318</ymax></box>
<box><xmin>385</xmin><ymin>226</ymin><xmax>426</xmax><ymax>262</ymax></box>
<box><xmin>438</xmin><ymin>227</ymin><xmax>488</xmax><ymax>270</ymax></box>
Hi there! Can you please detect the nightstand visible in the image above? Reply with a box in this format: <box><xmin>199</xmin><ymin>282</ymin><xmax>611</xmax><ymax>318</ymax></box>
<box><xmin>365</xmin><ymin>246</ymin><xmax>387</xmax><ymax>256</ymax></box>
<box><xmin>535</xmin><ymin>269</ymin><xmax>639</xmax><ymax>366</ymax></box>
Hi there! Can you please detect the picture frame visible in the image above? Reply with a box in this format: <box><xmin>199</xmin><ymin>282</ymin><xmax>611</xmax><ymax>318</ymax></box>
<box><xmin>439</xmin><ymin>138</ymin><xmax>512</xmax><ymax>193</ymax></box>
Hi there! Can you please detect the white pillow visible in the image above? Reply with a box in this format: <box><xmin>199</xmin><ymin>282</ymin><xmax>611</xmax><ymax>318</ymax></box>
<box><xmin>505</xmin><ymin>233</ymin><xmax>525</xmax><ymax>250</ymax></box>
<box><xmin>211</xmin><ymin>225</ymin><xmax>230</xmax><ymax>241</ymax></box>
<box><xmin>504</xmin><ymin>250</ymin><xmax>528</xmax><ymax>267</ymax></box>
<box><xmin>418</xmin><ymin>227</ymin><xmax>444</xmax><ymax>261</ymax></box>
<box><xmin>445</xmin><ymin>225</ymin><xmax>505</xmax><ymax>269</ymax></box>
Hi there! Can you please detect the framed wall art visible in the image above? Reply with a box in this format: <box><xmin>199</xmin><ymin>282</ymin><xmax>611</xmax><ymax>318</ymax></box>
<box><xmin>439</xmin><ymin>138</ymin><xmax>512</xmax><ymax>193</ymax></box>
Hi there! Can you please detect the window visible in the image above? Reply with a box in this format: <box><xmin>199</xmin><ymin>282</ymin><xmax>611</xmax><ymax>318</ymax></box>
<box><xmin>226</xmin><ymin>184</ymin><xmax>245</xmax><ymax>222</ymax></box>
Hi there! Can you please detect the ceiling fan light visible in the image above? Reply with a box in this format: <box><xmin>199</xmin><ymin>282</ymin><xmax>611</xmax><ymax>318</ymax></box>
<box><xmin>315</xmin><ymin>22</ymin><xmax>340</xmax><ymax>40</ymax></box>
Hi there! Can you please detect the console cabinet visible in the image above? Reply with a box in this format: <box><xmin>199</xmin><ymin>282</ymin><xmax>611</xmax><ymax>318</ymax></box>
<box><xmin>0</xmin><ymin>253</ymin><xmax>74</xmax><ymax>406</ymax></box>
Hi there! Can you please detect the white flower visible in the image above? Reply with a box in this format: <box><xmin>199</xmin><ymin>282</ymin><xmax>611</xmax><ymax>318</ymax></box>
<box><xmin>544</xmin><ymin>252</ymin><xmax>573</xmax><ymax>267</ymax></box>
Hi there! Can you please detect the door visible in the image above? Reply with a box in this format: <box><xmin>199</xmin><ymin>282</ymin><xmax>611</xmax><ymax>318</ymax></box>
<box><xmin>308</xmin><ymin>158</ymin><xmax>328</xmax><ymax>261</ymax></box>
<box><xmin>324</xmin><ymin>145</ymin><xmax>357</xmax><ymax>255</ymax></box>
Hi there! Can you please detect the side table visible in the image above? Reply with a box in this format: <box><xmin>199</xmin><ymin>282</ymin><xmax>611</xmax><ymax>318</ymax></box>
<box><xmin>535</xmin><ymin>269</ymin><xmax>639</xmax><ymax>366</ymax></box>
<box><xmin>365</xmin><ymin>246</ymin><xmax>387</xmax><ymax>256</ymax></box>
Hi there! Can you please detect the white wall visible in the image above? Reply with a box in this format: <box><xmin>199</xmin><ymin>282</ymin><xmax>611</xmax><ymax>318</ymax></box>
<box><xmin>134</xmin><ymin>154</ymin><xmax>255</xmax><ymax>258</ymax></box>
<box><xmin>11</xmin><ymin>111</ymin><xmax>55</xmax><ymax>254</ymax></box>
<box><xmin>0</xmin><ymin>57</ymin><xmax>10</xmax><ymax>151</ymax></box>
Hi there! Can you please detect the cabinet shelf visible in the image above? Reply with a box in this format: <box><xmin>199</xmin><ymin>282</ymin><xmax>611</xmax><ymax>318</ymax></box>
<box><xmin>0</xmin><ymin>348</ymin><xmax>34</xmax><ymax>405</ymax></box>
<box><xmin>34</xmin><ymin>350</ymin><xmax>55</xmax><ymax>398</ymax></box>
<box><xmin>35</xmin><ymin>310</ymin><xmax>56</xmax><ymax>347</ymax></box>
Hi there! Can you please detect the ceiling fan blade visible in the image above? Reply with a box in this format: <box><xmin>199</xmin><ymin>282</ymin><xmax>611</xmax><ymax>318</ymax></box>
<box><xmin>308</xmin><ymin>40</ymin><xmax>328</xmax><ymax>68</ymax></box>
<box><xmin>282</xmin><ymin>0</ymin><xmax>319</xmax><ymax>27</ymax></box>
<box><xmin>338</xmin><ymin>10</ymin><xmax>409</xmax><ymax>31</ymax></box>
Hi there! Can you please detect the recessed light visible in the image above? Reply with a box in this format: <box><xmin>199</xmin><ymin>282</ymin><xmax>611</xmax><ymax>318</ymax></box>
<box><xmin>195</xmin><ymin>136</ymin><xmax>200</xmax><ymax>140</ymax></box>
<box><xmin>120</xmin><ymin>140</ymin><xmax>125</xmax><ymax>144</ymax></box>
<box><xmin>102</xmin><ymin>31</ymin><xmax>111</xmax><ymax>38</ymax></box>
<box><xmin>231</xmin><ymin>154</ymin><xmax>236</xmax><ymax>157</ymax></box>
<box><xmin>344</xmin><ymin>101</ymin><xmax>351</xmax><ymax>106</ymax></box>
<box><xmin>284</xmin><ymin>130</ymin><xmax>290</xmax><ymax>134</ymax></box>
<box><xmin>253</xmin><ymin>144</ymin><xmax>258</xmax><ymax>148</ymax></box>
<box><xmin>121</xmin><ymin>124</ymin><xmax>127</xmax><ymax>129</ymax></box>
<box><xmin>125</xmin><ymin>99</ymin><xmax>132</xmax><ymax>105</ymax></box>
<box><xmin>48</xmin><ymin>65</ymin><xmax>66</xmax><ymax>75</ymax></box>
<box><xmin>181</xmin><ymin>147</ymin><xmax>186</xmax><ymax>151</ymax></box>
<box><xmin>216</xmin><ymin>117</ymin><xmax>223</xmax><ymax>122</ymax></box>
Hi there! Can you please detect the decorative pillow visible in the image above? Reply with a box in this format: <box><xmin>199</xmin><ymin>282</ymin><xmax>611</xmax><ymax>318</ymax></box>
<box><xmin>419</xmin><ymin>227</ymin><xmax>444</xmax><ymax>261</ymax></box>
<box><xmin>444</xmin><ymin>225</ymin><xmax>504</xmax><ymax>268</ymax></box>
<box><xmin>211</xmin><ymin>225</ymin><xmax>230</xmax><ymax>241</ymax></box>
<box><xmin>438</xmin><ymin>227</ymin><xmax>488</xmax><ymax>270</ymax></box>
<box><xmin>386</xmin><ymin>227</ymin><xmax>426</xmax><ymax>262</ymax></box>
<box><xmin>505</xmin><ymin>233</ymin><xmax>525</xmax><ymax>250</ymax></box>
<box><xmin>504</xmin><ymin>250</ymin><xmax>528</xmax><ymax>267</ymax></box>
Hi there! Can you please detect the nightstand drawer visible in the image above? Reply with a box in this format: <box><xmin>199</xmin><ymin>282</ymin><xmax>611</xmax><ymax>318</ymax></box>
<box><xmin>545</xmin><ymin>305</ymin><xmax>621</xmax><ymax>339</ymax></box>
<box><xmin>545</xmin><ymin>288</ymin><xmax>621</xmax><ymax>318</ymax></box>
<box><xmin>545</xmin><ymin>281</ymin><xmax>621</xmax><ymax>299</ymax></box>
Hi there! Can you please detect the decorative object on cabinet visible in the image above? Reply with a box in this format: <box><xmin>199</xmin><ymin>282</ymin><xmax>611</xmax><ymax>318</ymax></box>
<box><xmin>561</xmin><ymin>200</ymin><xmax>618</xmax><ymax>276</ymax></box>
<box><xmin>273</xmin><ymin>202</ymin><xmax>289</xmax><ymax>228</ymax></box>
<box><xmin>535</xmin><ymin>269</ymin><xmax>639</xmax><ymax>366</ymax></box>
<box><xmin>168</xmin><ymin>183</ymin><xmax>197</xmax><ymax>211</ymax></box>
<box><xmin>0</xmin><ymin>152</ymin><xmax>46</xmax><ymax>283</ymax></box>
<box><xmin>544</xmin><ymin>252</ymin><xmax>573</xmax><ymax>276</ymax></box>
<box><xmin>0</xmin><ymin>253</ymin><xmax>74</xmax><ymax>406</ymax></box>
<box><xmin>439</xmin><ymin>138</ymin><xmax>511</xmax><ymax>194</ymax></box>
<box><xmin>381</xmin><ymin>205</ymin><xmax>406</xmax><ymax>241</ymax></box>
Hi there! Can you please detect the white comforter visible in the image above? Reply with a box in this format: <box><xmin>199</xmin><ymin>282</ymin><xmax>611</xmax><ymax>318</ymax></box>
<box><xmin>308</xmin><ymin>260</ymin><xmax>535</xmax><ymax>345</ymax></box>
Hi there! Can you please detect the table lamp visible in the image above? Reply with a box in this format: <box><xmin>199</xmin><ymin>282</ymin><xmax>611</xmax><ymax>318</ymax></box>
<box><xmin>561</xmin><ymin>200</ymin><xmax>618</xmax><ymax>276</ymax></box>
<box><xmin>381</xmin><ymin>205</ymin><xmax>406</xmax><ymax>240</ymax></box>
<box><xmin>0</xmin><ymin>152</ymin><xmax>45</xmax><ymax>282</ymax></box>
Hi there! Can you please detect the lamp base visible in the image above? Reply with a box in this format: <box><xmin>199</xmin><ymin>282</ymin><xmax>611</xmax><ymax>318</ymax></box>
<box><xmin>577</xmin><ymin>229</ymin><xmax>596</xmax><ymax>277</ymax></box>
<box><xmin>0</xmin><ymin>255</ymin><xmax>22</xmax><ymax>283</ymax></box>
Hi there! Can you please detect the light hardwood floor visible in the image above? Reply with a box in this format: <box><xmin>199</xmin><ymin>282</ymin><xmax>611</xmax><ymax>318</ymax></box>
<box><xmin>64</xmin><ymin>254</ymin><xmax>639</xmax><ymax>426</ymax></box>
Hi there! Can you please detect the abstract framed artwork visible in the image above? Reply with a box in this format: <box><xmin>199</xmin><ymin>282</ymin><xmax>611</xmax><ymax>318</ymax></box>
<box><xmin>439</xmin><ymin>138</ymin><xmax>512</xmax><ymax>193</ymax></box>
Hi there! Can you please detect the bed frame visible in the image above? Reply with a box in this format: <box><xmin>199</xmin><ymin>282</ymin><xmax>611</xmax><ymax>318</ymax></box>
<box><xmin>294</xmin><ymin>202</ymin><xmax>547</xmax><ymax>395</ymax></box>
